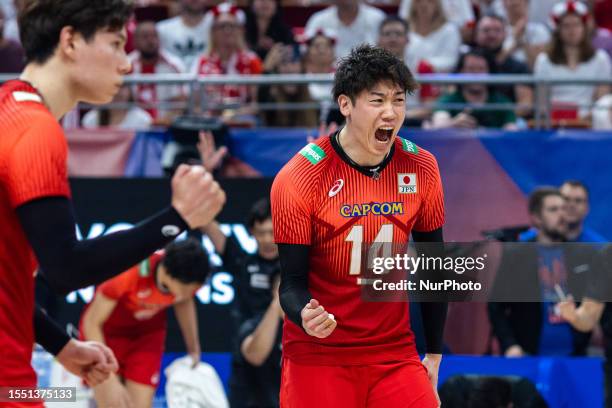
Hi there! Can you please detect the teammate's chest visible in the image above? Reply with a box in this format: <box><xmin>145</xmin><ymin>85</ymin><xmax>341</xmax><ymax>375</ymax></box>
<box><xmin>312</xmin><ymin>168</ymin><xmax>423</xmax><ymax>239</ymax></box>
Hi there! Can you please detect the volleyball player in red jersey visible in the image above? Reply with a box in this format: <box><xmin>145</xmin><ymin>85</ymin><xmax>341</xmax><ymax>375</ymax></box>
<box><xmin>0</xmin><ymin>1</ymin><xmax>224</xmax><ymax>405</ymax></box>
<box><xmin>80</xmin><ymin>239</ymin><xmax>209</xmax><ymax>408</ymax></box>
<box><xmin>271</xmin><ymin>45</ymin><xmax>446</xmax><ymax>407</ymax></box>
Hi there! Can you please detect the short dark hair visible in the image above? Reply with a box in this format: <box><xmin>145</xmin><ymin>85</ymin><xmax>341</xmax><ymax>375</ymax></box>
<box><xmin>162</xmin><ymin>238</ymin><xmax>210</xmax><ymax>284</ymax></box>
<box><xmin>379</xmin><ymin>15</ymin><xmax>409</xmax><ymax>34</ymax></box>
<box><xmin>528</xmin><ymin>187</ymin><xmax>562</xmax><ymax>215</ymax></box>
<box><xmin>561</xmin><ymin>179</ymin><xmax>589</xmax><ymax>198</ymax></box>
<box><xmin>478</xmin><ymin>12</ymin><xmax>506</xmax><ymax>27</ymax></box>
<box><xmin>332</xmin><ymin>44</ymin><xmax>418</xmax><ymax>103</ymax></box>
<box><xmin>247</xmin><ymin>197</ymin><xmax>272</xmax><ymax>230</ymax></box>
<box><xmin>19</xmin><ymin>0</ymin><xmax>133</xmax><ymax>64</ymax></box>
<box><xmin>467</xmin><ymin>377</ymin><xmax>512</xmax><ymax>408</ymax></box>
<box><xmin>455</xmin><ymin>46</ymin><xmax>497</xmax><ymax>74</ymax></box>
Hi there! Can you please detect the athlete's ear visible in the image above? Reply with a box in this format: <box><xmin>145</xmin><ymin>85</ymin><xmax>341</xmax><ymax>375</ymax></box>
<box><xmin>57</xmin><ymin>26</ymin><xmax>79</xmax><ymax>60</ymax></box>
<box><xmin>338</xmin><ymin>94</ymin><xmax>352</xmax><ymax>118</ymax></box>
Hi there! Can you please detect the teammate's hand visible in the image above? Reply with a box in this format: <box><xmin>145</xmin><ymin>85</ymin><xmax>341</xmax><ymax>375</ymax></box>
<box><xmin>197</xmin><ymin>131</ymin><xmax>228</xmax><ymax>173</ymax></box>
<box><xmin>422</xmin><ymin>354</ymin><xmax>442</xmax><ymax>408</ymax></box>
<box><xmin>56</xmin><ymin>339</ymin><xmax>118</xmax><ymax>386</ymax></box>
<box><xmin>171</xmin><ymin>164</ymin><xmax>226</xmax><ymax>229</ymax></box>
<box><xmin>557</xmin><ymin>296</ymin><xmax>577</xmax><ymax>323</ymax></box>
<box><xmin>505</xmin><ymin>344</ymin><xmax>526</xmax><ymax>358</ymax></box>
<box><xmin>301</xmin><ymin>299</ymin><xmax>337</xmax><ymax>338</ymax></box>
<box><xmin>189</xmin><ymin>351</ymin><xmax>201</xmax><ymax>368</ymax></box>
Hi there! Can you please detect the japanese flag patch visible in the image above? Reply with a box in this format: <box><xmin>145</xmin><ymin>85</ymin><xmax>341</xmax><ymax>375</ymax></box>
<box><xmin>398</xmin><ymin>173</ymin><xmax>417</xmax><ymax>194</ymax></box>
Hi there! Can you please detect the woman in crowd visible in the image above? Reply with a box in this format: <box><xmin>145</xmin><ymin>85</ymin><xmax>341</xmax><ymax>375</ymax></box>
<box><xmin>192</xmin><ymin>3</ymin><xmax>263</xmax><ymax>120</ymax></box>
<box><xmin>534</xmin><ymin>0</ymin><xmax>611</xmax><ymax>119</ymax></box>
<box><xmin>405</xmin><ymin>0</ymin><xmax>461</xmax><ymax>73</ymax></box>
<box><xmin>245</xmin><ymin>0</ymin><xmax>295</xmax><ymax>60</ymax></box>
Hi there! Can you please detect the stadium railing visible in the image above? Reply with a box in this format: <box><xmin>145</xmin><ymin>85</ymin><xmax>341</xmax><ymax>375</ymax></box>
<box><xmin>2</xmin><ymin>73</ymin><xmax>611</xmax><ymax>129</ymax></box>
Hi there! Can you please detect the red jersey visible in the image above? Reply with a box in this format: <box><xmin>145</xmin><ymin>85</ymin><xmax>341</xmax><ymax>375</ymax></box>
<box><xmin>83</xmin><ymin>252</ymin><xmax>176</xmax><ymax>336</ymax></box>
<box><xmin>271</xmin><ymin>134</ymin><xmax>444</xmax><ymax>365</ymax></box>
<box><xmin>0</xmin><ymin>80</ymin><xmax>71</xmax><ymax>386</ymax></box>
<box><xmin>192</xmin><ymin>49</ymin><xmax>262</xmax><ymax>106</ymax></box>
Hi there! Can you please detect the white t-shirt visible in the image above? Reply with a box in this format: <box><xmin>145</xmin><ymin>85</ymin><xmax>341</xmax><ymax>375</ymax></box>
<box><xmin>503</xmin><ymin>21</ymin><xmax>551</xmax><ymax>63</ymax></box>
<box><xmin>534</xmin><ymin>50</ymin><xmax>612</xmax><ymax>117</ymax></box>
<box><xmin>304</xmin><ymin>4</ymin><xmax>386</xmax><ymax>59</ymax></box>
<box><xmin>128</xmin><ymin>50</ymin><xmax>186</xmax><ymax>118</ymax></box>
<box><xmin>592</xmin><ymin>94</ymin><xmax>612</xmax><ymax>130</ymax></box>
<box><xmin>406</xmin><ymin>22</ymin><xmax>461</xmax><ymax>72</ymax></box>
<box><xmin>399</xmin><ymin>0</ymin><xmax>475</xmax><ymax>28</ymax></box>
<box><xmin>81</xmin><ymin>107</ymin><xmax>153</xmax><ymax>130</ymax></box>
<box><xmin>156</xmin><ymin>15</ymin><xmax>213</xmax><ymax>71</ymax></box>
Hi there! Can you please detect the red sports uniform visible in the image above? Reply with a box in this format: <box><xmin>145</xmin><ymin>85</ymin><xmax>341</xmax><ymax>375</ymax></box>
<box><xmin>0</xmin><ymin>80</ymin><xmax>70</xmax><ymax>406</ymax></box>
<box><xmin>80</xmin><ymin>252</ymin><xmax>175</xmax><ymax>386</ymax></box>
<box><xmin>271</xmin><ymin>135</ymin><xmax>444</xmax><ymax>407</ymax></box>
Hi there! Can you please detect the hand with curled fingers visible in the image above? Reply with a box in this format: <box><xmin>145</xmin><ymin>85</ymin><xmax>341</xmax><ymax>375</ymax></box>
<box><xmin>56</xmin><ymin>339</ymin><xmax>119</xmax><ymax>386</ymax></box>
<box><xmin>301</xmin><ymin>299</ymin><xmax>337</xmax><ymax>339</ymax></box>
<box><xmin>171</xmin><ymin>164</ymin><xmax>226</xmax><ymax>229</ymax></box>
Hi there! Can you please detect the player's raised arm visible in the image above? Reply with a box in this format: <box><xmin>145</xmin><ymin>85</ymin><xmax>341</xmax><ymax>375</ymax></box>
<box><xmin>17</xmin><ymin>164</ymin><xmax>224</xmax><ymax>294</ymax></box>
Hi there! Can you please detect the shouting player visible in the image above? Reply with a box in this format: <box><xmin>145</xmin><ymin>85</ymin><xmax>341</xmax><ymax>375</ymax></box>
<box><xmin>271</xmin><ymin>44</ymin><xmax>447</xmax><ymax>407</ymax></box>
<box><xmin>0</xmin><ymin>0</ymin><xmax>224</xmax><ymax>401</ymax></box>
<box><xmin>80</xmin><ymin>238</ymin><xmax>209</xmax><ymax>408</ymax></box>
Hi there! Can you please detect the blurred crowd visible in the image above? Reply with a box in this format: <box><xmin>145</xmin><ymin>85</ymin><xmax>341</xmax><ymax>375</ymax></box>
<box><xmin>3</xmin><ymin>0</ymin><xmax>612</xmax><ymax>130</ymax></box>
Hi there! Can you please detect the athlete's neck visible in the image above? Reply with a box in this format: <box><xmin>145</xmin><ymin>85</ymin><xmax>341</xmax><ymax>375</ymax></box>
<box><xmin>338</xmin><ymin>126</ymin><xmax>389</xmax><ymax>166</ymax></box>
<box><xmin>20</xmin><ymin>62</ymin><xmax>78</xmax><ymax>120</ymax></box>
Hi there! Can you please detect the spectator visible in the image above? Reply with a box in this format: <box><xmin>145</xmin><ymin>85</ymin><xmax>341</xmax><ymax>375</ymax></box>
<box><xmin>593</xmin><ymin>93</ymin><xmax>612</xmax><ymax>129</ymax></box>
<box><xmin>237</xmin><ymin>276</ymin><xmax>283</xmax><ymax>408</ymax></box>
<box><xmin>520</xmin><ymin>179</ymin><xmax>606</xmax><ymax>242</ymax></box>
<box><xmin>431</xmin><ymin>48</ymin><xmax>518</xmax><ymax>129</ymax></box>
<box><xmin>245</xmin><ymin>0</ymin><xmax>295</xmax><ymax>60</ymax></box>
<box><xmin>488</xmin><ymin>187</ymin><xmax>598</xmax><ymax>357</ymax></box>
<box><xmin>304</xmin><ymin>0</ymin><xmax>385</xmax><ymax>59</ymax></box>
<box><xmin>129</xmin><ymin>21</ymin><xmax>186</xmax><ymax>123</ymax></box>
<box><xmin>192</xmin><ymin>3</ymin><xmax>263</xmax><ymax>120</ymax></box>
<box><xmin>81</xmin><ymin>85</ymin><xmax>153</xmax><ymax>130</ymax></box>
<box><xmin>259</xmin><ymin>44</ymin><xmax>319</xmax><ymax>127</ymax></box>
<box><xmin>559</xmin><ymin>180</ymin><xmax>606</xmax><ymax>242</ymax></box>
<box><xmin>502</xmin><ymin>0</ymin><xmax>551</xmax><ymax>68</ymax></box>
<box><xmin>377</xmin><ymin>16</ymin><xmax>433</xmax><ymax>122</ymax></box>
<box><xmin>534</xmin><ymin>1</ymin><xmax>611</xmax><ymax>119</ymax></box>
<box><xmin>0</xmin><ymin>7</ymin><xmax>23</xmax><ymax>73</ymax></box>
<box><xmin>474</xmin><ymin>13</ymin><xmax>533</xmax><ymax>117</ymax></box>
<box><xmin>1</xmin><ymin>0</ymin><xmax>18</xmax><ymax>43</ymax></box>
<box><xmin>157</xmin><ymin>0</ymin><xmax>212</xmax><ymax>70</ymax></box>
<box><xmin>303</xmin><ymin>29</ymin><xmax>337</xmax><ymax>118</ymax></box>
<box><xmin>405</xmin><ymin>0</ymin><xmax>462</xmax><ymax>73</ymax></box>
<box><xmin>200</xmin><ymin>197</ymin><xmax>280</xmax><ymax>408</ymax></box>
<box><xmin>399</xmin><ymin>0</ymin><xmax>475</xmax><ymax>42</ymax></box>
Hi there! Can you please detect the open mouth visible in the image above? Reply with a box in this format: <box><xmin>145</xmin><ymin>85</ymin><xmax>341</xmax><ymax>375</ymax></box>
<box><xmin>375</xmin><ymin>127</ymin><xmax>394</xmax><ymax>143</ymax></box>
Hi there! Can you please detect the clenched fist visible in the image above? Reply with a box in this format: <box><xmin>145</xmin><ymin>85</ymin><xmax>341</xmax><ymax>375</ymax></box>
<box><xmin>171</xmin><ymin>164</ymin><xmax>226</xmax><ymax>229</ymax></box>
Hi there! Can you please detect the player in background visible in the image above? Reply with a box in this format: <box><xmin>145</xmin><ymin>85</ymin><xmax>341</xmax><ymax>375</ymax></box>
<box><xmin>271</xmin><ymin>44</ymin><xmax>446</xmax><ymax>407</ymax></box>
<box><xmin>0</xmin><ymin>0</ymin><xmax>224</xmax><ymax>400</ymax></box>
<box><xmin>80</xmin><ymin>238</ymin><xmax>210</xmax><ymax>408</ymax></box>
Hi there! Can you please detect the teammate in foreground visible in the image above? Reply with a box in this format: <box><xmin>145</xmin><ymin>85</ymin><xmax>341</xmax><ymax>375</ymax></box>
<box><xmin>80</xmin><ymin>238</ymin><xmax>209</xmax><ymax>408</ymax></box>
<box><xmin>271</xmin><ymin>44</ymin><xmax>447</xmax><ymax>407</ymax></box>
<box><xmin>0</xmin><ymin>0</ymin><xmax>224</xmax><ymax>400</ymax></box>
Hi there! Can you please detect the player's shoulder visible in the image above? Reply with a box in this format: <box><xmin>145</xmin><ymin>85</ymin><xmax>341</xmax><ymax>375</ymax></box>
<box><xmin>275</xmin><ymin>136</ymin><xmax>334</xmax><ymax>183</ymax></box>
<box><xmin>393</xmin><ymin>136</ymin><xmax>439</xmax><ymax>172</ymax></box>
<box><xmin>0</xmin><ymin>80</ymin><xmax>60</xmax><ymax>132</ymax></box>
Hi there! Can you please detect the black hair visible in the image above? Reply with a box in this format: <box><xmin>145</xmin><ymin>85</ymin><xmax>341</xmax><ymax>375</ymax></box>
<box><xmin>379</xmin><ymin>15</ymin><xmax>409</xmax><ymax>34</ymax></box>
<box><xmin>19</xmin><ymin>0</ymin><xmax>133</xmax><ymax>64</ymax></box>
<box><xmin>561</xmin><ymin>179</ymin><xmax>589</xmax><ymax>199</ymax></box>
<box><xmin>528</xmin><ymin>187</ymin><xmax>562</xmax><ymax>215</ymax></box>
<box><xmin>162</xmin><ymin>237</ymin><xmax>210</xmax><ymax>284</ymax></box>
<box><xmin>467</xmin><ymin>377</ymin><xmax>512</xmax><ymax>408</ymax></box>
<box><xmin>247</xmin><ymin>197</ymin><xmax>272</xmax><ymax>230</ymax></box>
<box><xmin>332</xmin><ymin>44</ymin><xmax>418</xmax><ymax>104</ymax></box>
<box><xmin>455</xmin><ymin>46</ymin><xmax>497</xmax><ymax>74</ymax></box>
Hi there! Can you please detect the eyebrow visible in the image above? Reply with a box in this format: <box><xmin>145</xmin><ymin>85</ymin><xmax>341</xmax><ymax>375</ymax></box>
<box><xmin>369</xmin><ymin>91</ymin><xmax>405</xmax><ymax>97</ymax></box>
